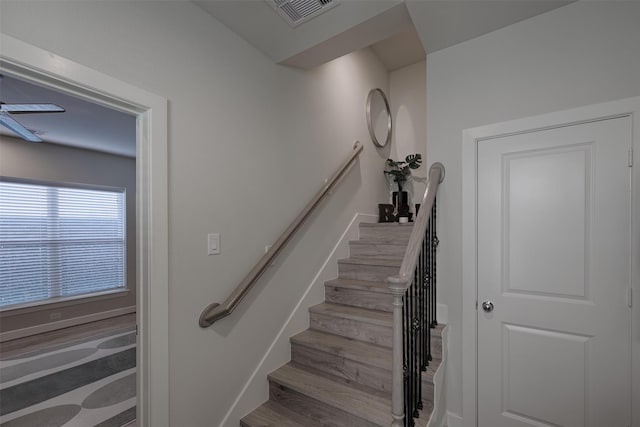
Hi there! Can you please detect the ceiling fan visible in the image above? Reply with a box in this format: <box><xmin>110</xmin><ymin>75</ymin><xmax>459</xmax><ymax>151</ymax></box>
<box><xmin>0</xmin><ymin>101</ymin><xmax>65</xmax><ymax>142</ymax></box>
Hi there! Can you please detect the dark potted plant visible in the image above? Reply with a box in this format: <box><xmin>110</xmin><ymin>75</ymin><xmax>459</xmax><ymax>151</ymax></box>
<box><xmin>384</xmin><ymin>154</ymin><xmax>422</xmax><ymax>221</ymax></box>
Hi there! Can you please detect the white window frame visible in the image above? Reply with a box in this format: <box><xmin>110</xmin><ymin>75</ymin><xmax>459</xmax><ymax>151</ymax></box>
<box><xmin>0</xmin><ymin>176</ymin><xmax>128</xmax><ymax>311</ymax></box>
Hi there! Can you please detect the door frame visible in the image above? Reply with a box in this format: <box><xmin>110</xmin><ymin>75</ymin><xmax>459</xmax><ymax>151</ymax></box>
<box><xmin>461</xmin><ymin>97</ymin><xmax>640</xmax><ymax>427</ymax></box>
<box><xmin>0</xmin><ymin>34</ymin><xmax>169</xmax><ymax>426</ymax></box>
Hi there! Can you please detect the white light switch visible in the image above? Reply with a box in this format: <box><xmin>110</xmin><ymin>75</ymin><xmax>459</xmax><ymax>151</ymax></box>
<box><xmin>208</xmin><ymin>233</ymin><xmax>220</xmax><ymax>255</ymax></box>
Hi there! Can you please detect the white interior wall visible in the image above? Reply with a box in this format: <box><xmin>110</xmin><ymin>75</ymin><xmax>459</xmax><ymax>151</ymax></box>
<box><xmin>0</xmin><ymin>1</ymin><xmax>391</xmax><ymax>425</ymax></box>
<box><xmin>423</xmin><ymin>1</ymin><xmax>640</xmax><ymax>418</ymax></box>
<box><xmin>389</xmin><ymin>60</ymin><xmax>427</xmax><ymax>210</ymax></box>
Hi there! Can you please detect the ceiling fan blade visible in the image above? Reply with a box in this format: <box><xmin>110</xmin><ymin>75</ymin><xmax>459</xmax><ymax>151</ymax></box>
<box><xmin>0</xmin><ymin>103</ymin><xmax>65</xmax><ymax>113</ymax></box>
<box><xmin>0</xmin><ymin>112</ymin><xmax>42</xmax><ymax>142</ymax></box>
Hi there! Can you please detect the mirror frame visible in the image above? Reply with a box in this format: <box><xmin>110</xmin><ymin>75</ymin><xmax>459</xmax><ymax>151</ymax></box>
<box><xmin>366</xmin><ymin>88</ymin><xmax>392</xmax><ymax>147</ymax></box>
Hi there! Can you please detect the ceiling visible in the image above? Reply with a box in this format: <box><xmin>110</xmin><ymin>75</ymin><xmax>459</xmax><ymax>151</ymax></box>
<box><xmin>196</xmin><ymin>0</ymin><xmax>573</xmax><ymax>70</ymax></box>
<box><xmin>0</xmin><ymin>1</ymin><xmax>573</xmax><ymax>154</ymax></box>
<box><xmin>0</xmin><ymin>74</ymin><xmax>136</xmax><ymax>158</ymax></box>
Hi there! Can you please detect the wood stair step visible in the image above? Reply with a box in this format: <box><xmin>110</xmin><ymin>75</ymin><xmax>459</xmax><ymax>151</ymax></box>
<box><xmin>291</xmin><ymin>329</ymin><xmax>391</xmax><ymax>369</ymax></box>
<box><xmin>325</xmin><ymin>278</ymin><xmax>393</xmax><ymax>312</ymax></box>
<box><xmin>309</xmin><ymin>303</ymin><xmax>392</xmax><ymax>347</ymax></box>
<box><xmin>349</xmin><ymin>239</ymin><xmax>408</xmax><ymax>259</ymax></box>
<box><xmin>268</xmin><ymin>363</ymin><xmax>392</xmax><ymax>427</ymax></box>
<box><xmin>240</xmin><ymin>401</ymin><xmax>312</xmax><ymax>427</ymax></box>
<box><xmin>290</xmin><ymin>329</ymin><xmax>392</xmax><ymax>394</ymax></box>
<box><xmin>359</xmin><ymin>222</ymin><xmax>413</xmax><ymax>242</ymax></box>
<box><xmin>338</xmin><ymin>257</ymin><xmax>401</xmax><ymax>282</ymax></box>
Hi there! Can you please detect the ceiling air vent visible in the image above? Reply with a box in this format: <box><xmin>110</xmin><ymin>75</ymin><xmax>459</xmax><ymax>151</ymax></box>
<box><xmin>267</xmin><ymin>0</ymin><xmax>339</xmax><ymax>28</ymax></box>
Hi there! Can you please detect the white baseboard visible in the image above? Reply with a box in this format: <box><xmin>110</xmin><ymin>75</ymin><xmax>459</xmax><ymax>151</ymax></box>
<box><xmin>446</xmin><ymin>411</ymin><xmax>463</xmax><ymax>427</ymax></box>
<box><xmin>218</xmin><ymin>213</ymin><xmax>377</xmax><ymax>427</ymax></box>
<box><xmin>0</xmin><ymin>306</ymin><xmax>136</xmax><ymax>342</ymax></box>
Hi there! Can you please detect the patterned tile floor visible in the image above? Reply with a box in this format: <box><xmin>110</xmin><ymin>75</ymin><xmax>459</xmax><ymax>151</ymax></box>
<box><xmin>0</xmin><ymin>328</ymin><xmax>136</xmax><ymax>426</ymax></box>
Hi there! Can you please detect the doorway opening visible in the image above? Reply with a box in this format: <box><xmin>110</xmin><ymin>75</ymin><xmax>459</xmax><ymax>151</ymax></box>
<box><xmin>0</xmin><ymin>34</ymin><xmax>168</xmax><ymax>427</ymax></box>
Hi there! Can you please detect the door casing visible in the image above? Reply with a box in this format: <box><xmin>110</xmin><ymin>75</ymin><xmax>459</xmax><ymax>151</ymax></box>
<box><xmin>0</xmin><ymin>34</ymin><xmax>170</xmax><ymax>427</ymax></box>
<box><xmin>461</xmin><ymin>97</ymin><xmax>640</xmax><ymax>427</ymax></box>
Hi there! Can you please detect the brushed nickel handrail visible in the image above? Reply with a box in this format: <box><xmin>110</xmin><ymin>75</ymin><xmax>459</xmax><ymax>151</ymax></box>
<box><xmin>199</xmin><ymin>141</ymin><xmax>364</xmax><ymax>327</ymax></box>
<box><xmin>387</xmin><ymin>162</ymin><xmax>444</xmax><ymax>427</ymax></box>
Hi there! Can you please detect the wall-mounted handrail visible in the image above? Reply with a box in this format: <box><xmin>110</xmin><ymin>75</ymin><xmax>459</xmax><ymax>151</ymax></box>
<box><xmin>199</xmin><ymin>141</ymin><xmax>364</xmax><ymax>328</ymax></box>
<box><xmin>387</xmin><ymin>162</ymin><xmax>444</xmax><ymax>427</ymax></box>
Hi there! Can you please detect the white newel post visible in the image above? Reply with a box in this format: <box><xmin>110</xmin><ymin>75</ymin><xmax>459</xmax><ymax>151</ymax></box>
<box><xmin>388</xmin><ymin>276</ymin><xmax>407</xmax><ymax>427</ymax></box>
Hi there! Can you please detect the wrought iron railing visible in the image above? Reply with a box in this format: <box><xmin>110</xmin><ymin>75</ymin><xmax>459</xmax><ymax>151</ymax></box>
<box><xmin>388</xmin><ymin>163</ymin><xmax>444</xmax><ymax>427</ymax></box>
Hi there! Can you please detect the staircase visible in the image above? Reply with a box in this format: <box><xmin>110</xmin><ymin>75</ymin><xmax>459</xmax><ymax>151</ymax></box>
<box><xmin>241</xmin><ymin>222</ymin><xmax>444</xmax><ymax>427</ymax></box>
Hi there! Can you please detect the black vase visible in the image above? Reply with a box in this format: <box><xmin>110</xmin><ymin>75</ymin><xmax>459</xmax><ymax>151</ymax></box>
<box><xmin>392</xmin><ymin>191</ymin><xmax>410</xmax><ymax>220</ymax></box>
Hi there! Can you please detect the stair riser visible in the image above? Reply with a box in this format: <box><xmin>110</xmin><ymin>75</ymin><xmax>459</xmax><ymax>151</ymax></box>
<box><xmin>269</xmin><ymin>382</ymin><xmax>382</xmax><ymax>427</ymax></box>
<box><xmin>325</xmin><ymin>285</ymin><xmax>393</xmax><ymax>312</ymax></box>
<box><xmin>349</xmin><ymin>242</ymin><xmax>406</xmax><ymax>259</ymax></box>
<box><xmin>359</xmin><ymin>225</ymin><xmax>412</xmax><ymax>242</ymax></box>
<box><xmin>310</xmin><ymin>312</ymin><xmax>392</xmax><ymax>348</ymax></box>
<box><xmin>338</xmin><ymin>262</ymin><xmax>398</xmax><ymax>282</ymax></box>
<box><xmin>291</xmin><ymin>345</ymin><xmax>392</xmax><ymax>395</ymax></box>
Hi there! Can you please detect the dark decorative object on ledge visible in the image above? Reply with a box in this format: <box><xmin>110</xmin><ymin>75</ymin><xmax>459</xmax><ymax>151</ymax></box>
<box><xmin>379</xmin><ymin>195</ymin><xmax>414</xmax><ymax>223</ymax></box>
<box><xmin>384</xmin><ymin>154</ymin><xmax>422</xmax><ymax>222</ymax></box>
<box><xmin>378</xmin><ymin>204</ymin><xmax>395</xmax><ymax>222</ymax></box>
<box><xmin>393</xmin><ymin>191</ymin><xmax>411</xmax><ymax>221</ymax></box>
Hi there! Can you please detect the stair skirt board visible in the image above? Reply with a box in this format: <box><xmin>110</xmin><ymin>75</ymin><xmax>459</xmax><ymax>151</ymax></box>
<box><xmin>238</xmin><ymin>219</ymin><xmax>446</xmax><ymax>427</ymax></box>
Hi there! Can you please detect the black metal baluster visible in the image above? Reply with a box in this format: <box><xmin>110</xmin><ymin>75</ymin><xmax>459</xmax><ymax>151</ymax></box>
<box><xmin>411</xmin><ymin>272</ymin><xmax>422</xmax><ymax>418</ymax></box>
<box><xmin>412</xmin><ymin>283</ymin><xmax>417</xmax><ymax>426</ymax></box>
<box><xmin>425</xmin><ymin>209</ymin><xmax>434</xmax><ymax>361</ymax></box>
<box><xmin>432</xmin><ymin>197</ymin><xmax>438</xmax><ymax>329</ymax></box>
<box><xmin>424</xmin><ymin>220</ymin><xmax>430</xmax><ymax>363</ymax></box>
<box><xmin>402</xmin><ymin>195</ymin><xmax>441</xmax><ymax>426</ymax></box>
<box><xmin>420</xmin><ymin>238</ymin><xmax>427</xmax><ymax>372</ymax></box>
<box><xmin>403</xmin><ymin>290</ymin><xmax>409</xmax><ymax>427</ymax></box>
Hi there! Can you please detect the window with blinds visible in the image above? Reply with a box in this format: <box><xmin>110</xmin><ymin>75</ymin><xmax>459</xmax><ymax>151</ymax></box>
<box><xmin>0</xmin><ymin>177</ymin><xmax>126</xmax><ymax>309</ymax></box>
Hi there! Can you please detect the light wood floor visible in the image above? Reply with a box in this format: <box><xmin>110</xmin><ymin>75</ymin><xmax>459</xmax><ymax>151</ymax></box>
<box><xmin>0</xmin><ymin>313</ymin><xmax>136</xmax><ymax>359</ymax></box>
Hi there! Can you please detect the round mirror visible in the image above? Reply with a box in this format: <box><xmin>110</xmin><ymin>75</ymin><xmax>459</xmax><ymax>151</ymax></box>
<box><xmin>366</xmin><ymin>88</ymin><xmax>392</xmax><ymax>148</ymax></box>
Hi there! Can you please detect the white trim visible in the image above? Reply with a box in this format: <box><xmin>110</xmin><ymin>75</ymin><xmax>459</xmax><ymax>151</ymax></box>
<box><xmin>428</xmin><ymin>325</ymin><xmax>448</xmax><ymax>427</ymax></box>
<box><xmin>0</xmin><ymin>305</ymin><xmax>135</xmax><ymax>342</ymax></box>
<box><xmin>0</xmin><ymin>289</ymin><xmax>130</xmax><ymax>319</ymax></box>
<box><xmin>217</xmin><ymin>213</ymin><xmax>377</xmax><ymax>427</ymax></box>
<box><xmin>461</xmin><ymin>96</ymin><xmax>640</xmax><ymax>427</ymax></box>
<box><xmin>446</xmin><ymin>411</ymin><xmax>463</xmax><ymax>427</ymax></box>
<box><xmin>0</xmin><ymin>34</ymin><xmax>169</xmax><ymax>427</ymax></box>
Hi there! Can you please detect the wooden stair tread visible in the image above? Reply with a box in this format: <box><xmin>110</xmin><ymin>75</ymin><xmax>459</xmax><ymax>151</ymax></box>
<box><xmin>350</xmin><ymin>239</ymin><xmax>409</xmax><ymax>246</ymax></box>
<box><xmin>338</xmin><ymin>257</ymin><xmax>402</xmax><ymax>267</ymax></box>
<box><xmin>359</xmin><ymin>223</ymin><xmax>414</xmax><ymax>229</ymax></box>
<box><xmin>269</xmin><ymin>363</ymin><xmax>392</xmax><ymax>425</ymax></box>
<box><xmin>244</xmin><ymin>219</ymin><xmax>444</xmax><ymax>426</ymax></box>
<box><xmin>241</xmin><ymin>401</ymin><xmax>311</xmax><ymax>427</ymax></box>
<box><xmin>291</xmin><ymin>329</ymin><xmax>391</xmax><ymax>369</ymax></box>
<box><xmin>309</xmin><ymin>302</ymin><xmax>392</xmax><ymax>326</ymax></box>
<box><xmin>325</xmin><ymin>278</ymin><xmax>390</xmax><ymax>294</ymax></box>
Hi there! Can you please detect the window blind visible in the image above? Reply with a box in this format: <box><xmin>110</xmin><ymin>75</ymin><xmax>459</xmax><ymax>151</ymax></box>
<box><xmin>0</xmin><ymin>178</ymin><xmax>126</xmax><ymax>308</ymax></box>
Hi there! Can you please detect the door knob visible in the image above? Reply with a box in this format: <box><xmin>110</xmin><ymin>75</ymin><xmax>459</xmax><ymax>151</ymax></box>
<box><xmin>482</xmin><ymin>301</ymin><xmax>494</xmax><ymax>312</ymax></box>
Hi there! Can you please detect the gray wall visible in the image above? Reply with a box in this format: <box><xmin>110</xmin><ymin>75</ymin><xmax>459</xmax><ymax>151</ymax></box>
<box><xmin>424</xmin><ymin>1</ymin><xmax>640</xmax><ymax>418</ymax></box>
<box><xmin>0</xmin><ymin>1</ymin><xmax>391</xmax><ymax>424</ymax></box>
<box><xmin>0</xmin><ymin>136</ymin><xmax>136</xmax><ymax>333</ymax></box>
<box><xmin>390</xmin><ymin>60</ymin><xmax>427</xmax><ymax>208</ymax></box>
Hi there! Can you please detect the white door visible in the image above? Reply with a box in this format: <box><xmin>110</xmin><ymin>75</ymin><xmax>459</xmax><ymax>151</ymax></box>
<box><xmin>477</xmin><ymin>116</ymin><xmax>632</xmax><ymax>427</ymax></box>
